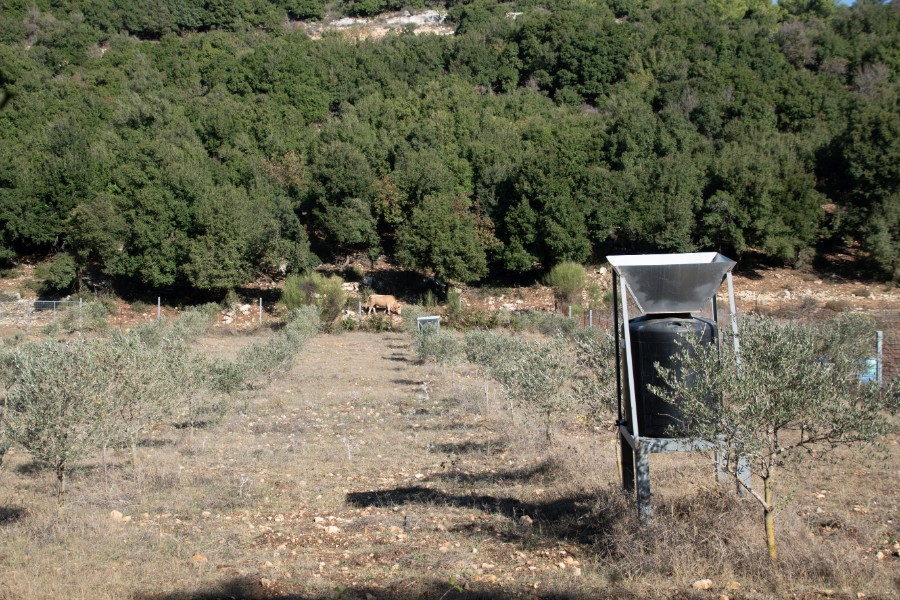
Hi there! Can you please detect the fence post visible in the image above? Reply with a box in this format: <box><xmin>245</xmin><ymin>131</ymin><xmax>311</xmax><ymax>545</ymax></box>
<box><xmin>568</xmin><ymin>305</ymin><xmax>572</xmax><ymax>319</ymax></box>
<box><xmin>259</xmin><ymin>297</ymin><xmax>263</xmax><ymax>325</ymax></box>
<box><xmin>876</xmin><ymin>330</ymin><xmax>883</xmax><ymax>385</ymax></box>
<box><xmin>157</xmin><ymin>297</ymin><xmax>161</xmax><ymax>323</ymax></box>
<box><xmin>358</xmin><ymin>301</ymin><xmax>361</xmax><ymax>317</ymax></box>
<box><xmin>26</xmin><ymin>301</ymin><xmax>30</xmax><ymax>331</ymax></box>
<box><xmin>79</xmin><ymin>297</ymin><xmax>83</xmax><ymax>331</ymax></box>
<box><xmin>589</xmin><ymin>309</ymin><xmax>593</xmax><ymax>329</ymax></box>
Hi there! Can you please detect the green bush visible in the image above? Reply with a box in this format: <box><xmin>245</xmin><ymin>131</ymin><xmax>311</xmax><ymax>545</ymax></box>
<box><xmin>170</xmin><ymin>303</ymin><xmax>219</xmax><ymax>339</ymax></box>
<box><xmin>400</xmin><ymin>304</ymin><xmax>429</xmax><ymax>334</ymax></box>
<box><xmin>282</xmin><ymin>272</ymin><xmax>346</xmax><ymax>325</ymax></box>
<box><xmin>3</xmin><ymin>338</ymin><xmax>105</xmax><ymax>504</ymax></box>
<box><xmin>545</xmin><ymin>261</ymin><xmax>587</xmax><ymax>306</ymax></box>
<box><xmin>416</xmin><ymin>329</ymin><xmax>461</xmax><ymax>364</ymax></box>
<box><xmin>35</xmin><ymin>253</ymin><xmax>77</xmax><ymax>293</ymax></box>
<box><xmin>446</xmin><ymin>288</ymin><xmax>463</xmax><ymax>320</ymax></box>
<box><xmin>464</xmin><ymin>330</ymin><xmax>576</xmax><ymax>440</ymax></box>
<box><xmin>42</xmin><ymin>300</ymin><xmax>110</xmax><ymax>336</ymax></box>
<box><xmin>571</xmin><ymin>328</ymin><xmax>617</xmax><ymax>418</ymax></box>
<box><xmin>210</xmin><ymin>305</ymin><xmax>320</xmax><ymax>394</ymax></box>
<box><xmin>508</xmin><ymin>310</ymin><xmax>580</xmax><ymax>337</ymax></box>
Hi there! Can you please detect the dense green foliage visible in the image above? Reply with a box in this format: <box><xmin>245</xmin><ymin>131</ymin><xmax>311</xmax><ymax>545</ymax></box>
<box><xmin>1</xmin><ymin>0</ymin><xmax>897</xmax><ymax>292</ymax></box>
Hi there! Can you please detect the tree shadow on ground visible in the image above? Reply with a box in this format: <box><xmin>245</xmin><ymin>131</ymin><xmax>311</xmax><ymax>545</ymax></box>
<box><xmin>428</xmin><ymin>461</ymin><xmax>554</xmax><ymax>486</ymax></box>
<box><xmin>133</xmin><ymin>576</ymin><xmax>609</xmax><ymax>600</ymax></box>
<box><xmin>0</xmin><ymin>505</ymin><xmax>26</xmax><ymax>524</ymax></box>
<box><xmin>346</xmin><ymin>485</ymin><xmax>616</xmax><ymax>545</ymax></box>
<box><xmin>431</xmin><ymin>439</ymin><xmax>508</xmax><ymax>455</ymax></box>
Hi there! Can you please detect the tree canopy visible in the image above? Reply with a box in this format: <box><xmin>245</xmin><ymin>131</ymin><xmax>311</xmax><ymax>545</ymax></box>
<box><xmin>0</xmin><ymin>0</ymin><xmax>897</xmax><ymax>293</ymax></box>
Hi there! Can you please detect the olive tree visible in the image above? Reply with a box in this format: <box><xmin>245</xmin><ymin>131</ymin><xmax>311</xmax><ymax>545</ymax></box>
<box><xmin>4</xmin><ymin>338</ymin><xmax>108</xmax><ymax>506</ymax></box>
<box><xmin>654</xmin><ymin>315</ymin><xmax>895</xmax><ymax>559</ymax></box>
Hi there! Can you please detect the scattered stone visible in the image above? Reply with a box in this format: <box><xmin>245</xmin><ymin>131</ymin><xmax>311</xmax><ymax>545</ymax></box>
<box><xmin>519</xmin><ymin>515</ymin><xmax>533</xmax><ymax>526</ymax></box>
<box><xmin>718</xmin><ymin>595</ymin><xmax>730</xmax><ymax>600</ymax></box>
<box><xmin>572</xmin><ymin>567</ymin><xmax>582</xmax><ymax>577</ymax></box>
<box><xmin>725</xmin><ymin>581</ymin><xmax>741</xmax><ymax>590</ymax></box>
<box><xmin>325</xmin><ymin>525</ymin><xmax>340</xmax><ymax>535</ymax></box>
<box><xmin>692</xmin><ymin>579</ymin><xmax>715</xmax><ymax>591</ymax></box>
<box><xmin>314</xmin><ymin>516</ymin><xmax>326</xmax><ymax>524</ymax></box>
<box><xmin>191</xmin><ymin>554</ymin><xmax>208</xmax><ymax>564</ymax></box>
<box><xmin>109</xmin><ymin>510</ymin><xmax>124</xmax><ymax>522</ymax></box>
<box><xmin>876</xmin><ymin>551</ymin><xmax>884</xmax><ymax>560</ymax></box>
<box><xmin>435</xmin><ymin>523</ymin><xmax>447</xmax><ymax>532</ymax></box>
<box><xmin>201</xmin><ymin>511</ymin><xmax>212</xmax><ymax>519</ymax></box>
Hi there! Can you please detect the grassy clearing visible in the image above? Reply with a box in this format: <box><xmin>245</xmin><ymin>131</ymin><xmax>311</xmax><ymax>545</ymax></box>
<box><xmin>0</xmin><ymin>328</ymin><xmax>896</xmax><ymax>599</ymax></box>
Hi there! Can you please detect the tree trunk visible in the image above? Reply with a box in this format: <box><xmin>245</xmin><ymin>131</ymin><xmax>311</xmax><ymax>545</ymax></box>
<box><xmin>56</xmin><ymin>461</ymin><xmax>66</xmax><ymax>509</ymax></box>
<box><xmin>131</xmin><ymin>437</ymin><xmax>139</xmax><ymax>469</ymax></box>
<box><xmin>102</xmin><ymin>444</ymin><xmax>109</xmax><ymax>494</ymax></box>
<box><xmin>764</xmin><ymin>476</ymin><xmax>777</xmax><ymax>560</ymax></box>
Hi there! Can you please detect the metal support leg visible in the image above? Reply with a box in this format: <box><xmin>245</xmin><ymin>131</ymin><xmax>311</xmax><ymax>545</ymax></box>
<box><xmin>636</xmin><ymin>447</ymin><xmax>652</xmax><ymax>523</ymax></box>
<box><xmin>619</xmin><ymin>432</ymin><xmax>635</xmax><ymax>492</ymax></box>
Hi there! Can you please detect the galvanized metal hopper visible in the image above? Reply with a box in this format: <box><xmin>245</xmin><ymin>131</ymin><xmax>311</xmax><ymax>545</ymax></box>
<box><xmin>607</xmin><ymin>252</ymin><xmax>736</xmax><ymax>314</ymax></box>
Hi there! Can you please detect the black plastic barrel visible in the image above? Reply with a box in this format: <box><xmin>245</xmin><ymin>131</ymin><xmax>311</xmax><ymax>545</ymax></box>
<box><xmin>622</xmin><ymin>314</ymin><xmax>716</xmax><ymax>438</ymax></box>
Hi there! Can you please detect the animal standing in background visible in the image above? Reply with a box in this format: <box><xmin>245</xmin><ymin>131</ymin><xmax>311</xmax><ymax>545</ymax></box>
<box><xmin>365</xmin><ymin>294</ymin><xmax>402</xmax><ymax>315</ymax></box>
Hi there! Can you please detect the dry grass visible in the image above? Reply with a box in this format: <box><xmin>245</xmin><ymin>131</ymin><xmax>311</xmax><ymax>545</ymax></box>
<box><xmin>0</xmin><ymin>330</ymin><xmax>897</xmax><ymax>599</ymax></box>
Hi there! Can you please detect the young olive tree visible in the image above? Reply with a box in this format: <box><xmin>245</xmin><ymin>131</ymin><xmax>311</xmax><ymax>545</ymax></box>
<box><xmin>654</xmin><ymin>315</ymin><xmax>895</xmax><ymax>560</ymax></box>
<box><xmin>5</xmin><ymin>338</ymin><xmax>108</xmax><ymax>506</ymax></box>
<box><xmin>464</xmin><ymin>331</ymin><xmax>576</xmax><ymax>441</ymax></box>
<box><xmin>100</xmin><ymin>330</ymin><xmax>202</xmax><ymax>465</ymax></box>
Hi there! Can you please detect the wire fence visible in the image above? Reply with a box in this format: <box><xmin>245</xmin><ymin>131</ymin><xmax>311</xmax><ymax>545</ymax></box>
<box><xmin>0</xmin><ymin>300</ymin><xmax>87</xmax><ymax>330</ymax></box>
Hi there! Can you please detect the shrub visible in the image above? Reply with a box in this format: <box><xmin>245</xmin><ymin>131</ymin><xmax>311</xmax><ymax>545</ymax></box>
<box><xmin>42</xmin><ymin>300</ymin><xmax>111</xmax><ymax>336</ymax></box>
<box><xmin>99</xmin><ymin>330</ymin><xmax>202</xmax><ymax>461</ymax></box>
<box><xmin>465</xmin><ymin>331</ymin><xmax>576</xmax><ymax>440</ymax></box>
<box><xmin>509</xmin><ymin>310</ymin><xmax>580</xmax><ymax>336</ymax></box>
<box><xmin>446</xmin><ymin>288</ymin><xmax>463</xmax><ymax>320</ymax></box>
<box><xmin>4</xmin><ymin>338</ymin><xmax>108</xmax><ymax>505</ymax></box>
<box><xmin>416</xmin><ymin>329</ymin><xmax>461</xmax><ymax>364</ymax></box>
<box><xmin>400</xmin><ymin>304</ymin><xmax>429</xmax><ymax>335</ymax></box>
<box><xmin>35</xmin><ymin>253</ymin><xmax>77</xmax><ymax>293</ymax></box>
<box><xmin>654</xmin><ymin>315</ymin><xmax>896</xmax><ymax>559</ymax></box>
<box><xmin>571</xmin><ymin>328</ymin><xmax>617</xmax><ymax>418</ymax></box>
<box><xmin>282</xmin><ymin>272</ymin><xmax>346</xmax><ymax>325</ymax></box>
<box><xmin>210</xmin><ymin>306</ymin><xmax>320</xmax><ymax>394</ymax></box>
<box><xmin>170</xmin><ymin>303</ymin><xmax>219</xmax><ymax>339</ymax></box>
<box><xmin>545</xmin><ymin>261</ymin><xmax>587</xmax><ymax>306</ymax></box>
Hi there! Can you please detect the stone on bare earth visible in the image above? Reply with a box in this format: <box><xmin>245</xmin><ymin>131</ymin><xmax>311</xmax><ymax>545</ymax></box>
<box><xmin>191</xmin><ymin>554</ymin><xmax>208</xmax><ymax>564</ymax></box>
<box><xmin>238</xmin><ymin>304</ymin><xmax>251</xmax><ymax>314</ymax></box>
<box><xmin>692</xmin><ymin>579</ymin><xmax>714</xmax><ymax>591</ymax></box>
<box><xmin>325</xmin><ymin>525</ymin><xmax>340</xmax><ymax>534</ymax></box>
<box><xmin>109</xmin><ymin>510</ymin><xmax>124</xmax><ymax>522</ymax></box>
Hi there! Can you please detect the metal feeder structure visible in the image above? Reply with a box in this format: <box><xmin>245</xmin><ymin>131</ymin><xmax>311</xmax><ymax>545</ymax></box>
<box><xmin>607</xmin><ymin>252</ymin><xmax>750</xmax><ymax>521</ymax></box>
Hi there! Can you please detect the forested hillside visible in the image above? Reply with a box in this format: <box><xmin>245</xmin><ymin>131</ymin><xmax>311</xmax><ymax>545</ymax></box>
<box><xmin>0</xmin><ymin>0</ymin><xmax>897</xmax><ymax>295</ymax></box>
